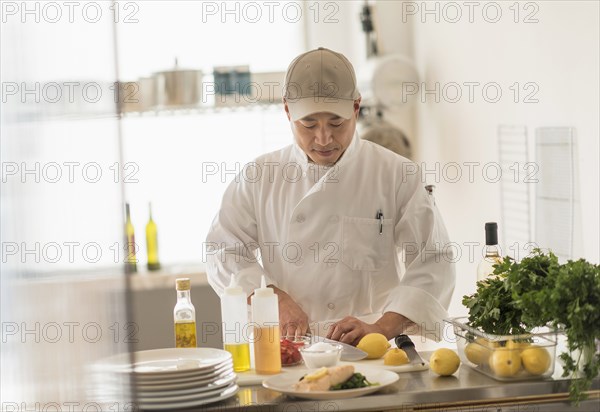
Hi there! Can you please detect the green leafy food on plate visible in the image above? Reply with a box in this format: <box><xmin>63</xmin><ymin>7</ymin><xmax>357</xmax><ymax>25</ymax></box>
<box><xmin>330</xmin><ymin>373</ymin><xmax>378</xmax><ymax>390</ymax></box>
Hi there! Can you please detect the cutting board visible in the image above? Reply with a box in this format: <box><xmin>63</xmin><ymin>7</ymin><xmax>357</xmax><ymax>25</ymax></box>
<box><xmin>236</xmin><ymin>360</ymin><xmax>429</xmax><ymax>386</ymax></box>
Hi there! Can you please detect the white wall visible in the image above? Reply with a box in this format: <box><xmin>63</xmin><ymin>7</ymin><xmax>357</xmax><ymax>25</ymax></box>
<box><xmin>405</xmin><ymin>1</ymin><xmax>600</xmax><ymax>317</ymax></box>
<box><xmin>307</xmin><ymin>1</ymin><xmax>599</xmax><ymax>325</ymax></box>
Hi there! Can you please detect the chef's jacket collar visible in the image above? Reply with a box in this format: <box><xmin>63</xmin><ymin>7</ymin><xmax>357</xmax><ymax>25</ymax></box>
<box><xmin>291</xmin><ymin>130</ymin><xmax>360</xmax><ymax>173</ymax></box>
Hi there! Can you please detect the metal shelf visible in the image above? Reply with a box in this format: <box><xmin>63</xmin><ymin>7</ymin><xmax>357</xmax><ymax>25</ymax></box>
<box><xmin>120</xmin><ymin>101</ymin><xmax>283</xmax><ymax>118</ymax></box>
<box><xmin>2</xmin><ymin>102</ymin><xmax>283</xmax><ymax>125</ymax></box>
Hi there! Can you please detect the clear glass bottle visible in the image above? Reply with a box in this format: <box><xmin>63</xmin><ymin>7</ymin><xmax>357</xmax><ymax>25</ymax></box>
<box><xmin>146</xmin><ymin>202</ymin><xmax>161</xmax><ymax>271</ymax></box>
<box><xmin>124</xmin><ymin>203</ymin><xmax>137</xmax><ymax>274</ymax></box>
<box><xmin>251</xmin><ymin>276</ymin><xmax>281</xmax><ymax>374</ymax></box>
<box><xmin>477</xmin><ymin>222</ymin><xmax>502</xmax><ymax>281</ymax></box>
<box><xmin>174</xmin><ymin>278</ymin><xmax>197</xmax><ymax>348</ymax></box>
<box><xmin>221</xmin><ymin>274</ymin><xmax>250</xmax><ymax>372</ymax></box>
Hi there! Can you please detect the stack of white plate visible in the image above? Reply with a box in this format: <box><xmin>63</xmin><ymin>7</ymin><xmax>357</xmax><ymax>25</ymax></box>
<box><xmin>92</xmin><ymin>348</ymin><xmax>238</xmax><ymax>410</ymax></box>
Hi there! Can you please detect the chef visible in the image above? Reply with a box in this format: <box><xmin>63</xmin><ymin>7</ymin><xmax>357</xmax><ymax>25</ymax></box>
<box><xmin>206</xmin><ymin>47</ymin><xmax>456</xmax><ymax>345</ymax></box>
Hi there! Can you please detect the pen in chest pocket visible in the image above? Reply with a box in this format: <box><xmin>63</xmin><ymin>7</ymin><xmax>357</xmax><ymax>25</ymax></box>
<box><xmin>376</xmin><ymin>209</ymin><xmax>383</xmax><ymax>235</ymax></box>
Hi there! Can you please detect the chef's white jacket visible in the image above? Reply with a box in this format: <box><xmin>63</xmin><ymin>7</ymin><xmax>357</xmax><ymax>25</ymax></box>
<box><xmin>206</xmin><ymin>132</ymin><xmax>456</xmax><ymax>341</ymax></box>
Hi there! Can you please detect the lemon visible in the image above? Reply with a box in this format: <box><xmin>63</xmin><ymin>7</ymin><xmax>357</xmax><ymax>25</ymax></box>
<box><xmin>506</xmin><ymin>339</ymin><xmax>531</xmax><ymax>352</ymax></box>
<box><xmin>429</xmin><ymin>348</ymin><xmax>460</xmax><ymax>376</ymax></box>
<box><xmin>383</xmin><ymin>348</ymin><xmax>410</xmax><ymax>366</ymax></box>
<box><xmin>489</xmin><ymin>349</ymin><xmax>521</xmax><ymax>377</ymax></box>
<box><xmin>521</xmin><ymin>346</ymin><xmax>551</xmax><ymax>375</ymax></box>
<box><xmin>304</xmin><ymin>367</ymin><xmax>328</xmax><ymax>382</ymax></box>
<box><xmin>464</xmin><ymin>338</ymin><xmax>496</xmax><ymax>365</ymax></box>
<box><xmin>357</xmin><ymin>333</ymin><xmax>391</xmax><ymax>359</ymax></box>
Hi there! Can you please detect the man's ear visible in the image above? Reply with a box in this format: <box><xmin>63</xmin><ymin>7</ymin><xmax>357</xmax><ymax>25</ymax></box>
<box><xmin>283</xmin><ymin>98</ymin><xmax>291</xmax><ymax>121</ymax></box>
<box><xmin>353</xmin><ymin>97</ymin><xmax>362</xmax><ymax>118</ymax></box>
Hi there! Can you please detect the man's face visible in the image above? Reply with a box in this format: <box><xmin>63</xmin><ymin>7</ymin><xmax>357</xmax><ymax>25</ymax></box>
<box><xmin>285</xmin><ymin>100</ymin><xmax>360</xmax><ymax>166</ymax></box>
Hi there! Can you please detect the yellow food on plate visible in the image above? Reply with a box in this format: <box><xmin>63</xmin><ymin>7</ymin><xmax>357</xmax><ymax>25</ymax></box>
<box><xmin>429</xmin><ymin>348</ymin><xmax>460</xmax><ymax>376</ymax></box>
<box><xmin>357</xmin><ymin>333</ymin><xmax>391</xmax><ymax>359</ymax></box>
<box><xmin>294</xmin><ymin>365</ymin><xmax>355</xmax><ymax>392</ymax></box>
<box><xmin>383</xmin><ymin>348</ymin><xmax>409</xmax><ymax>366</ymax></box>
<box><xmin>304</xmin><ymin>367</ymin><xmax>329</xmax><ymax>382</ymax></box>
<box><xmin>489</xmin><ymin>348</ymin><xmax>521</xmax><ymax>377</ymax></box>
<box><xmin>521</xmin><ymin>346</ymin><xmax>551</xmax><ymax>375</ymax></box>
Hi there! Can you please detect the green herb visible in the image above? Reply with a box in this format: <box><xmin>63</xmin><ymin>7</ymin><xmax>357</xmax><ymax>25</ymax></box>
<box><xmin>505</xmin><ymin>249</ymin><xmax>560</xmax><ymax>328</ymax></box>
<box><xmin>463</xmin><ymin>249</ymin><xmax>600</xmax><ymax>404</ymax></box>
<box><xmin>330</xmin><ymin>373</ymin><xmax>378</xmax><ymax>390</ymax></box>
<box><xmin>528</xmin><ymin>255</ymin><xmax>600</xmax><ymax>404</ymax></box>
<box><xmin>462</xmin><ymin>256</ymin><xmax>528</xmax><ymax>336</ymax></box>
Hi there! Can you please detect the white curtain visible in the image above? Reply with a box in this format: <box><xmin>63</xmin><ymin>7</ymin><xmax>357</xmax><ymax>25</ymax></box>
<box><xmin>1</xmin><ymin>1</ymin><xmax>131</xmax><ymax>408</ymax></box>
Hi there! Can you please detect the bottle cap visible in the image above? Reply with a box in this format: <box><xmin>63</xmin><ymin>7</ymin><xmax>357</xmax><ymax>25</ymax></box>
<box><xmin>485</xmin><ymin>222</ymin><xmax>498</xmax><ymax>246</ymax></box>
<box><xmin>224</xmin><ymin>273</ymin><xmax>243</xmax><ymax>295</ymax></box>
<box><xmin>176</xmin><ymin>278</ymin><xmax>191</xmax><ymax>291</ymax></box>
<box><xmin>253</xmin><ymin>275</ymin><xmax>274</xmax><ymax>298</ymax></box>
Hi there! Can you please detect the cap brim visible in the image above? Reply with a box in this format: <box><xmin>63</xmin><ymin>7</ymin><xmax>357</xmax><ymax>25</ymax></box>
<box><xmin>287</xmin><ymin>97</ymin><xmax>355</xmax><ymax>121</ymax></box>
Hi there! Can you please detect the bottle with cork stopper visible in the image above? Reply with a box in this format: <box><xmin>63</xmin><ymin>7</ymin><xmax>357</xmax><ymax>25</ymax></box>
<box><xmin>251</xmin><ymin>275</ymin><xmax>281</xmax><ymax>374</ymax></box>
<box><xmin>174</xmin><ymin>278</ymin><xmax>197</xmax><ymax>348</ymax></box>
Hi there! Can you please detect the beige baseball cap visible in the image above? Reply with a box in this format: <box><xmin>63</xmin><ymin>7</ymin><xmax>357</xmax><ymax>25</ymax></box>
<box><xmin>284</xmin><ymin>47</ymin><xmax>360</xmax><ymax>121</ymax></box>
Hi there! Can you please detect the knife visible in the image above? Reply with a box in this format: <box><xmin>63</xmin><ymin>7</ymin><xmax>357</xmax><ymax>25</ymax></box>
<box><xmin>394</xmin><ymin>334</ymin><xmax>425</xmax><ymax>366</ymax></box>
<box><xmin>310</xmin><ymin>334</ymin><xmax>368</xmax><ymax>361</ymax></box>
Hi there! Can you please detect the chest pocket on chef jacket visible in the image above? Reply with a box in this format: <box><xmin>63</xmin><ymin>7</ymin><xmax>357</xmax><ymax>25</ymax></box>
<box><xmin>341</xmin><ymin>216</ymin><xmax>394</xmax><ymax>271</ymax></box>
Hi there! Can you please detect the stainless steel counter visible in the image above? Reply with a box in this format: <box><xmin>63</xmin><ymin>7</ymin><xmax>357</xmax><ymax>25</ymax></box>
<box><xmin>185</xmin><ymin>363</ymin><xmax>600</xmax><ymax>412</ymax></box>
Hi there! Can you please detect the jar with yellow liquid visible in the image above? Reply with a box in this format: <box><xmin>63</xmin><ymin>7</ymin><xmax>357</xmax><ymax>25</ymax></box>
<box><xmin>220</xmin><ymin>274</ymin><xmax>250</xmax><ymax>372</ymax></box>
<box><xmin>174</xmin><ymin>278</ymin><xmax>197</xmax><ymax>348</ymax></box>
<box><xmin>251</xmin><ymin>276</ymin><xmax>281</xmax><ymax>374</ymax></box>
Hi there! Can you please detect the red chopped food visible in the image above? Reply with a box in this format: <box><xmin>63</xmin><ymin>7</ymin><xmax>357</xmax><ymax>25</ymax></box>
<box><xmin>280</xmin><ymin>338</ymin><xmax>306</xmax><ymax>366</ymax></box>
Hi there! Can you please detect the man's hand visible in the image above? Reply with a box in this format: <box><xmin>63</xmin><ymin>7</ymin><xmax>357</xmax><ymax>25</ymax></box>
<box><xmin>326</xmin><ymin>317</ymin><xmax>384</xmax><ymax>346</ymax></box>
<box><xmin>271</xmin><ymin>286</ymin><xmax>310</xmax><ymax>337</ymax></box>
<box><xmin>326</xmin><ymin>312</ymin><xmax>417</xmax><ymax>346</ymax></box>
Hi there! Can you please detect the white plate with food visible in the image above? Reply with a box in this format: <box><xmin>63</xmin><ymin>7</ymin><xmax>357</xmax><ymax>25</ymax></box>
<box><xmin>350</xmin><ymin>358</ymin><xmax>429</xmax><ymax>373</ymax></box>
<box><xmin>262</xmin><ymin>365</ymin><xmax>399</xmax><ymax>400</ymax></box>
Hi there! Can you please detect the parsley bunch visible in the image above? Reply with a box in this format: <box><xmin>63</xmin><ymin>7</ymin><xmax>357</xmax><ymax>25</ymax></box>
<box><xmin>463</xmin><ymin>265</ymin><xmax>528</xmax><ymax>336</ymax></box>
<box><xmin>463</xmin><ymin>249</ymin><xmax>600</xmax><ymax>404</ymax></box>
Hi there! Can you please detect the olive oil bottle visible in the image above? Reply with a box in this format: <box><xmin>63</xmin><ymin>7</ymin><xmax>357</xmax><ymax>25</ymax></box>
<box><xmin>146</xmin><ymin>203</ymin><xmax>161</xmax><ymax>271</ymax></box>
<box><xmin>174</xmin><ymin>278</ymin><xmax>197</xmax><ymax>348</ymax></box>
<box><xmin>124</xmin><ymin>203</ymin><xmax>137</xmax><ymax>274</ymax></box>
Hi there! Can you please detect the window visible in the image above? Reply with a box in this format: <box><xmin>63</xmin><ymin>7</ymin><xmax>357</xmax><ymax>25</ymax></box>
<box><xmin>117</xmin><ymin>1</ymin><xmax>305</xmax><ymax>268</ymax></box>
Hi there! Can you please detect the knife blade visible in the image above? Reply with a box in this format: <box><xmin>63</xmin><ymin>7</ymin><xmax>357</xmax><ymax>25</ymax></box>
<box><xmin>394</xmin><ymin>334</ymin><xmax>425</xmax><ymax>366</ymax></box>
<box><xmin>310</xmin><ymin>334</ymin><xmax>368</xmax><ymax>361</ymax></box>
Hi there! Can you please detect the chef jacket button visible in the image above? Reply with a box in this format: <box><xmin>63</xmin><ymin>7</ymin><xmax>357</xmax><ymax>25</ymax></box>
<box><xmin>295</xmin><ymin>259</ymin><xmax>304</xmax><ymax>266</ymax></box>
<box><xmin>303</xmin><ymin>172</ymin><xmax>307</xmax><ymax>177</ymax></box>
<box><xmin>327</xmin><ymin>303</ymin><xmax>335</xmax><ymax>310</ymax></box>
<box><xmin>329</xmin><ymin>215</ymin><xmax>339</xmax><ymax>223</ymax></box>
<box><xmin>296</xmin><ymin>214</ymin><xmax>305</xmax><ymax>223</ymax></box>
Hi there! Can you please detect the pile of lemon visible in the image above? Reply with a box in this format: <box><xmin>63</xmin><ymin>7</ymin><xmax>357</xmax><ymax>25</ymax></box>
<box><xmin>356</xmin><ymin>334</ymin><xmax>463</xmax><ymax>375</ymax></box>
<box><xmin>356</xmin><ymin>333</ymin><xmax>410</xmax><ymax>366</ymax></box>
<box><xmin>465</xmin><ymin>339</ymin><xmax>552</xmax><ymax>377</ymax></box>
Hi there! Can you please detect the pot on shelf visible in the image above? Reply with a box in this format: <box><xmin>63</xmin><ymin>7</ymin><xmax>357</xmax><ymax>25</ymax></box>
<box><xmin>154</xmin><ymin>59</ymin><xmax>203</xmax><ymax>108</ymax></box>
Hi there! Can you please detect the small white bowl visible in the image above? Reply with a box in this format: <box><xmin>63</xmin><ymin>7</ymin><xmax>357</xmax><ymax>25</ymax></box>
<box><xmin>299</xmin><ymin>343</ymin><xmax>343</xmax><ymax>368</ymax></box>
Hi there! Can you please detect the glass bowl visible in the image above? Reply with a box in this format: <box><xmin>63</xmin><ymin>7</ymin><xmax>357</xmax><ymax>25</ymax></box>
<box><xmin>299</xmin><ymin>342</ymin><xmax>343</xmax><ymax>369</ymax></box>
<box><xmin>446</xmin><ymin>316</ymin><xmax>558</xmax><ymax>381</ymax></box>
<box><xmin>280</xmin><ymin>335</ymin><xmax>310</xmax><ymax>367</ymax></box>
